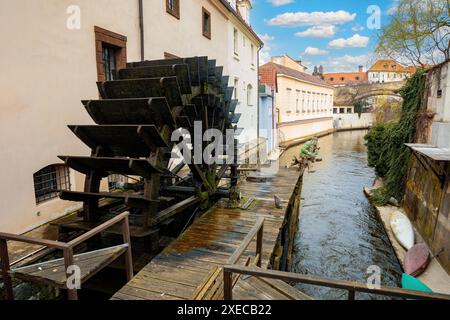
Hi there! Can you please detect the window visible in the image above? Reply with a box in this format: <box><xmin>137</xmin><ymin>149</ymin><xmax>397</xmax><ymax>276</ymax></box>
<box><xmin>286</xmin><ymin>89</ymin><xmax>292</xmax><ymax>113</ymax></box>
<box><xmin>233</xmin><ymin>78</ymin><xmax>239</xmax><ymax>100</ymax></box>
<box><xmin>103</xmin><ymin>45</ymin><xmax>117</xmax><ymax>81</ymax></box>
<box><xmin>295</xmin><ymin>90</ymin><xmax>300</xmax><ymax>113</ymax></box>
<box><xmin>34</xmin><ymin>165</ymin><xmax>71</xmax><ymax>204</ymax></box>
<box><xmin>301</xmin><ymin>91</ymin><xmax>306</xmax><ymax>112</ymax></box>
<box><xmin>247</xmin><ymin>84</ymin><xmax>253</xmax><ymax>106</ymax></box>
<box><xmin>251</xmin><ymin>44</ymin><xmax>255</xmax><ymax>66</ymax></box>
<box><xmin>330</xmin><ymin>77</ymin><xmax>334</xmax><ymax>81</ymax></box>
<box><xmin>202</xmin><ymin>7</ymin><xmax>211</xmax><ymax>39</ymax></box>
<box><xmin>166</xmin><ymin>0</ymin><xmax>180</xmax><ymax>19</ymax></box>
<box><xmin>333</xmin><ymin>108</ymin><xmax>338</xmax><ymax>114</ymax></box>
<box><xmin>347</xmin><ymin>108</ymin><xmax>352</xmax><ymax>113</ymax></box>
<box><xmin>233</xmin><ymin>28</ymin><xmax>238</xmax><ymax>55</ymax></box>
<box><xmin>95</xmin><ymin>26</ymin><xmax>127</xmax><ymax>82</ymax></box>
<box><xmin>355</xmin><ymin>76</ymin><xmax>360</xmax><ymax>80</ymax></box>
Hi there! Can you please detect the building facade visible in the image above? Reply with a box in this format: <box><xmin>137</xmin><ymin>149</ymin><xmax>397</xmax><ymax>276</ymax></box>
<box><xmin>0</xmin><ymin>0</ymin><xmax>262</xmax><ymax>234</ymax></box>
<box><xmin>259</xmin><ymin>55</ymin><xmax>334</xmax><ymax>146</ymax></box>
<box><xmin>258</xmin><ymin>85</ymin><xmax>277</xmax><ymax>157</ymax></box>
<box><xmin>368</xmin><ymin>60</ymin><xmax>416</xmax><ymax>84</ymax></box>
<box><xmin>324</xmin><ymin>66</ymin><xmax>368</xmax><ymax>87</ymax></box>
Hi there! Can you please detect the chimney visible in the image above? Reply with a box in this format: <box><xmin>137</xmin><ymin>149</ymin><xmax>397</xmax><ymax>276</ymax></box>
<box><xmin>358</xmin><ymin>65</ymin><xmax>363</xmax><ymax>72</ymax></box>
<box><xmin>236</xmin><ymin>0</ymin><xmax>252</xmax><ymax>24</ymax></box>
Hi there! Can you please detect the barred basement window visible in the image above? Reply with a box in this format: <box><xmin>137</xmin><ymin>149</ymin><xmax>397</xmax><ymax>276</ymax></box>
<box><xmin>34</xmin><ymin>165</ymin><xmax>71</xmax><ymax>204</ymax></box>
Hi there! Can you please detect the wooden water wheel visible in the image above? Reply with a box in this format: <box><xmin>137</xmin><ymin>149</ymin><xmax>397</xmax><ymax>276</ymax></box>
<box><xmin>57</xmin><ymin>57</ymin><xmax>241</xmax><ymax>252</ymax></box>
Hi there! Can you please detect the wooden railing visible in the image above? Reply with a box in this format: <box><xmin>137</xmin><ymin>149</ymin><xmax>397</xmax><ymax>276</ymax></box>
<box><xmin>223</xmin><ymin>219</ymin><xmax>450</xmax><ymax>301</ymax></box>
<box><xmin>192</xmin><ymin>217</ymin><xmax>265</xmax><ymax>300</ymax></box>
<box><xmin>0</xmin><ymin>211</ymin><xmax>133</xmax><ymax>300</ymax></box>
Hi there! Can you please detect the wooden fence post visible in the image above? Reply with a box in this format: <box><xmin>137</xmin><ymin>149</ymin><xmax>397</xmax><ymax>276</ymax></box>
<box><xmin>0</xmin><ymin>239</ymin><xmax>13</xmax><ymax>300</ymax></box>
<box><xmin>256</xmin><ymin>224</ymin><xmax>264</xmax><ymax>267</ymax></box>
<box><xmin>223</xmin><ymin>269</ymin><xmax>233</xmax><ymax>300</ymax></box>
<box><xmin>63</xmin><ymin>247</ymin><xmax>78</xmax><ymax>300</ymax></box>
<box><xmin>122</xmin><ymin>215</ymin><xmax>134</xmax><ymax>281</ymax></box>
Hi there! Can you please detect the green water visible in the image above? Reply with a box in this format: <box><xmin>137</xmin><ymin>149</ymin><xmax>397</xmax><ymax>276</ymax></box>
<box><xmin>281</xmin><ymin>130</ymin><xmax>402</xmax><ymax>300</ymax></box>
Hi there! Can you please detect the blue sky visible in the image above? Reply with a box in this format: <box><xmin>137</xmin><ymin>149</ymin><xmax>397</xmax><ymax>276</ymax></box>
<box><xmin>251</xmin><ymin>0</ymin><xmax>398</xmax><ymax>73</ymax></box>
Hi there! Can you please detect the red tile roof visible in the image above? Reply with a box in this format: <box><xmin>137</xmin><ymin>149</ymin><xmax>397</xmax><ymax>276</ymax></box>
<box><xmin>323</xmin><ymin>72</ymin><xmax>368</xmax><ymax>86</ymax></box>
<box><xmin>259</xmin><ymin>62</ymin><xmax>333</xmax><ymax>90</ymax></box>
<box><xmin>368</xmin><ymin>60</ymin><xmax>416</xmax><ymax>73</ymax></box>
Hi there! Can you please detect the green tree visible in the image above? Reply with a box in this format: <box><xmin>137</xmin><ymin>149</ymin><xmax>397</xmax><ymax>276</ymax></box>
<box><xmin>376</xmin><ymin>0</ymin><xmax>450</xmax><ymax>67</ymax></box>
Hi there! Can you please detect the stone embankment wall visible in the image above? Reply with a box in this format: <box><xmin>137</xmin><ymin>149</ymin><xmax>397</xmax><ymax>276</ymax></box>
<box><xmin>403</xmin><ymin>61</ymin><xmax>450</xmax><ymax>275</ymax></box>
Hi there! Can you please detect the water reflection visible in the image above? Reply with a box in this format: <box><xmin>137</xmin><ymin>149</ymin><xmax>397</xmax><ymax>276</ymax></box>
<box><xmin>280</xmin><ymin>131</ymin><xmax>402</xmax><ymax>300</ymax></box>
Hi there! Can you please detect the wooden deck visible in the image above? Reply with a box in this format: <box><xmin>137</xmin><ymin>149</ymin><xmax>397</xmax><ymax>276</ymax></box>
<box><xmin>112</xmin><ymin>167</ymin><xmax>308</xmax><ymax>300</ymax></box>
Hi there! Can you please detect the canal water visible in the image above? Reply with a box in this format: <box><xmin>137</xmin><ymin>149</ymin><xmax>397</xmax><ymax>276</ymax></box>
<box><xmin>280</xmin><ymin>130</ymin><xmax>402</xmax><ymax>300</ymax></box>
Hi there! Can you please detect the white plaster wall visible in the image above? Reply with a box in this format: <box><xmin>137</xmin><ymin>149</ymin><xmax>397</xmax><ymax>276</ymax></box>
<box><xmin>227</xmin><ymin>20</ymin><xmax>259</xmax><ymax>144</ymax></box>
<box><xmin>279</xmin><ymin>118</ymin><xmax>333</xmax><ymax>144</ymax></box>
<box><xmin>142</xmin><ymin>0</ymin><xmax>229</xmax><ymax>73</ymax></box>
<box><xmin>276</xmin><ymin>75</ymin><xmax>334</xmax><ymax>123</ymax></box>
<box><xmin>333</xmin><ymin>113</ymin><xmax>374</xmax><ymax>130</ymax></box>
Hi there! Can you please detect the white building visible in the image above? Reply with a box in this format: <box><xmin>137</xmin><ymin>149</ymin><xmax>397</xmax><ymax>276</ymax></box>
<box><xmin>0</xmin><ymin>0</ymin><xmax>262</xmax><ymax>234</ymax></box>
<box><xmin>368</xmin><ymin>60</ymin><xmax>416</xmax><ymax>84</ymax></box>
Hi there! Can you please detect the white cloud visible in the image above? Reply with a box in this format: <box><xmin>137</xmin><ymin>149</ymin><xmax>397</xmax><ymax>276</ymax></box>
<box><xmin>295</xmin><ymin>25</ymin><xmax>336</xmax><ymax>38</ymax></box>
<box><xmin>321</xmin><ymin>54</ymin><xmax>370</xmax><ymax>72</ymax></box>
<box><xmin>303</xmin><ymin>47</ymin><xmax>329</xmax><ymax>56</ymax></box>
<box><xmin>328</xmin><ymin>34</ymin><xmax>369</xmax><ymax>48</ymax></box>
<box><xmin>387</xmin><ymin>0</ymin><xmax>400</xmax><ymax>15</ymax></box>
<box><xmin>266</xmin><ymin>10</ymin><xmax>356</xmax><ymax>27</ymax></box>
<box><xmin>258</xmin><ymin>33</ymin><xmax>275</xmax><ymax>65</ymax></box>
<box><xmin>351</xmin><ymin>24</ymin><xmax>364</xmax><ymax>32</ymax></box>
<box><xmin>267</xmin><ymin>0</ymin><xmax>294</xmax><ymax>6</ymax></box>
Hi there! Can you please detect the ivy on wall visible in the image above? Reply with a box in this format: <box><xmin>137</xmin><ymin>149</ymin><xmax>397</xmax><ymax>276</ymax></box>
<box><xmin>364</xmin><ymin>70</ymin><xmax>426</xmax><ymax>205</ymax></box>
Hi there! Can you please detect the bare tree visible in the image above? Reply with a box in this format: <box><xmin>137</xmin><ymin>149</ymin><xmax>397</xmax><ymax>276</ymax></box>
<box><xmin>376</xmin><ymin>0</ymin><xmax>450</xmax><ymax>67</ymax></box>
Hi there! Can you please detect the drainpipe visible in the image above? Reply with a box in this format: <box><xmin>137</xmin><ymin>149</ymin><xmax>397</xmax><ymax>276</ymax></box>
<box><xmin>257</xmin><ymin>45</ymin><xmax>262</xmax><ymax>166</ymax></box>
<box><xmin>138</xmin><ymin>0</ymin><xmax>145</xmax><ymax>61</ymax></box>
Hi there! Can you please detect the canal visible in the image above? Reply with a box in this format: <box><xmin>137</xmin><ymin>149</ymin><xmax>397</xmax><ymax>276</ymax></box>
<box><xmin>280</xmin><ymin>130</ymin><xmax>403</xmax><ymax>300</ymax></box>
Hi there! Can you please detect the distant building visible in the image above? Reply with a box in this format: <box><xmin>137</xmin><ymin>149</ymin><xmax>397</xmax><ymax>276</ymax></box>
<box><xmin>324</xmin><ymin>65</ymin><xmax>368</xmax><ymax>87</ymax></box>
<box><xmin>259</xmin><ymin>55</ymin><xmax>334</xmax><ymax>146</ymax></box>
<box><xmin>368</xmin><ymin>60</ymin><xmax>416</xmax><ymax>83</ymax></box>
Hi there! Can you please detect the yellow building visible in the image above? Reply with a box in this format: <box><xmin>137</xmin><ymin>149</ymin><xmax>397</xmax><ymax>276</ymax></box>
<box><xmin>260</xmin><ymin>55</ymin><xmax>334</xmax><ymax>146</ymax></box>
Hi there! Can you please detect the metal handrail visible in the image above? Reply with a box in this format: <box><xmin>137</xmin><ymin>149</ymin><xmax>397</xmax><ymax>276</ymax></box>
<box><xmin>223</xmin><ymin>265</ymin><xmax>450</xmax><ymax>300</ymax></box>
<box><xmin>0</xmin><ymin>211</ymin><xmax>133</xmax><ymax>300</ymax></box>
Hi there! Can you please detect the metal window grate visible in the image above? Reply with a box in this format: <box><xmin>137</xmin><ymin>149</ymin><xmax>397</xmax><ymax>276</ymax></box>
<box><xmin>34</xmin><ymin>165</ymin><xmax>71</xmax><ymax>204</ymax></box>
<box><xmin>103</xmin><ymin>45</ymin><xmax>117</xmax><ymax>81</ymax></box>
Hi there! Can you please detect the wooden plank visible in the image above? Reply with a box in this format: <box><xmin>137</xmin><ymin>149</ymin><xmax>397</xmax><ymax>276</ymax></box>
<box><xmin>84</xmin><ymin>98</ymin><xmax>176</xmax><ymax>128</ymax></box>
<box><xmin>59</xmin><ymin>156</ymin><xmax>162</xmax><ymax>178</ymax></box>
<box><xmin>11</xmin><ymin>245</ymin><xmax>127</xmax><ymax>288</ymax></box>
<box><xmin>60</xmin><ymin>191</ymin><xmax>157</xmax><ymax>209</ymax></box>
<box><xmin>256</xmin><ymin>277</ymin><xmax>313</xmax><ymax>300</ymax></box>
<box><xmin>68</xmin><ymin>124</ymin><xmax>168</xmax><ymax>157</ymax></box>
<box><xmin>151</xmin><ymin>196</ymin><xmax>200</xmax><ymax>225</ymax></box>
